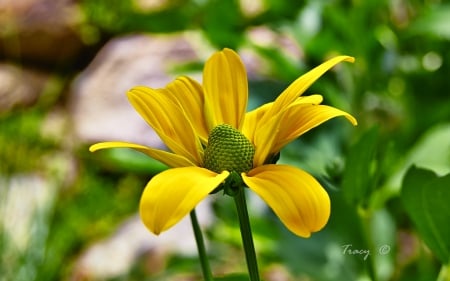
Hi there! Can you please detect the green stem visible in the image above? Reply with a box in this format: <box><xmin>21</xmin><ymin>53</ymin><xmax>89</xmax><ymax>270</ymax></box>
<box><xmin>437</xmin><ymin>263</ymin><xmax>450</xmax><ymax>281</ymax></box>
<box><xmin>358</xmin><ymin>208</ymin><xmax>378</xmax><ymax>281</ymax></box>
<box><xmin>190</xmin><ymin>209</ymin><xmax>214</xmax><ymax>281</ymax></box>
<box><xmin>234</xmin><ymin>186</ymin><xmax>260</xmax><ymax>281</ymax></box>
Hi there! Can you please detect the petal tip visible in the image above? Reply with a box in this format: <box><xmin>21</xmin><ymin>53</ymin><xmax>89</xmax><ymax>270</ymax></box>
<box><xmin>89</xmin><ymin>144</ymin><xmax>100</xmax><ymax>152</ymax></box>
<box><xmin>222</xmin><ymin>47</ymin><xmax>238</xmax><ymax>56</ymax></box>
<box><xmin>150</xmin><ymin>228</ymin><xmax>162</xmax><ymax>236</ymax></box>
<box><xmin>345</xmin><ymin>56</ymin><xmax>356</xmax><ymax>63</ymax></box>
<box><xmin>347</xmin><ymin>114</ymin><xmax>358</xmax><ymax>126</ymax></box>
<box><xmin>298</xmin><ymin>232</ymin><xmax>312</xmax><ymax>238</ymax></box>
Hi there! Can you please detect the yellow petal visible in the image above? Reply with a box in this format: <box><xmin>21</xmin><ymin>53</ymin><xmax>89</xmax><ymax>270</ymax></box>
<box><xmin>203</xmin><ymin>48</ymin><xmax>248</xmax><ymax>130</ymax></box>
<box><xmin>246</xmin><ymin>95</ymin><xmax>324</xmax><ymax>166</ymax></box>
<box><xmin>252</xmin><ymin>108</ymin><xmax>286</xmax><ymax>167</ymax></box>
<box><xmin>89</xmin><ymin>141</ymin><xmax>195</xmax><ymax>167</ymax></box>
<box><xmin>242</xmin><ymin>102</ymin><xmax>271</xmax><ymax>145</ymax></box>
<box><xmin>263</xmin><ymin>56</ymin><xmax>354</xmax><ymax>123</ymax></box>
<box><xmin>242</xmin><ymin>164</ymin><xmax>330</xmax><ymax>238</ymax></box>
<box><xmin>140</xmin><ymin>167</ymin><xmax>229</xmax><ymax>235</ymax></box>
<box><xmin>127</xmin><ymin>86</ymin><xmax>203</xmax><ymax>165</ymax></box>
<box><xmin>271</xmin><ymin>103</ymin><xmax>357</xmax><ymax>153</ymax></box>
<box><xmin>166</xmin><ymin>76</ymin><xmax>209</xmax><ymax>144</ymax></box>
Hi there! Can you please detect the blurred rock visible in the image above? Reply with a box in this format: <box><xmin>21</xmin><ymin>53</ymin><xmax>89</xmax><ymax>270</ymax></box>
<box><xmin>69</xmin><ymin>34</ymin><xmax>198</xmax><ymax>147</ymax></box>
<box><xmin>134</xmin><ymin>0</ymin><xmax>171</xmax><ymax>12</ymax></box>
<box><xmin>0</xmin><ymin>63</ymin><xmax>49</xmax><ymax>113</ymax></box>
<box><xmin>263</xmin><ymin>264</ymin><xmax>294</xmax><ymax>281</ymax></box>
<box><xmin>71</xmin><ymin>199</ymin><xmax>214</xmax><ymax>280</ymax></box>
<box><xmin>0</xmin><ymin>173</ymin><xmax>55</xmax><ymax>252</ymax></box>
<box><xmin>0</xmin><ymin>0</ymin><xmax>85</xmax><ymax>69</ymax></box>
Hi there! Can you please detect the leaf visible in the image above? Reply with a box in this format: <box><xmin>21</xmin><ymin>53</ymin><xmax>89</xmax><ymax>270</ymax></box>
<box><xmin>341</xmin><ymin>126</ymin><xmax>379</xmax><ymax>206</ymax></box>
<box><xmin>202</xmin><ymin>0</ymin><xmax>244</xmax><ymax>49</ymax></box>
<box><xmin>386</xmin><ymin>123</ymin><xmax>450</xmax><ymax>192</ymax></box>
<box><xmin>409</xmin><ymin>4</ymin><xmax>450</xmax><ymax>40</ymax></box>
<box><xmin>213</xmin><ymin>273</ymin><xmax>249</xmax><ymax>281</ymax></box>
<box><xmin>401</xmin><ymin>166</ymin><xmax>450</xmax><ymax>264</ymax></box>
<box><xmin>91</xmin><ymin>148</ymin><xmax>167</xmax><ymax>175</ymax></box>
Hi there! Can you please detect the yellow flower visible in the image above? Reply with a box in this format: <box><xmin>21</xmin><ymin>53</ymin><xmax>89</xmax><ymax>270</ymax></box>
<box><xmin>90</xmin><ymin>48</ymin><xmax>357</xmax><ymax>237</ymax></box>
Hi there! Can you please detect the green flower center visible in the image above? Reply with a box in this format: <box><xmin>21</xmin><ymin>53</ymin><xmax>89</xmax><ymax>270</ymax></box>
<box><xmin>204</xmin><ymin>124</ymin><xmax>255</xmax><ymax>174</ymax></box>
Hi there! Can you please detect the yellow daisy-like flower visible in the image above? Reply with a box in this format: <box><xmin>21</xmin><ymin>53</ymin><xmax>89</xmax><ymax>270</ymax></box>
<box><xmin>90</xmin><ymin>48</ymin><xmax>357</xmax><ymax>238</ymax></box>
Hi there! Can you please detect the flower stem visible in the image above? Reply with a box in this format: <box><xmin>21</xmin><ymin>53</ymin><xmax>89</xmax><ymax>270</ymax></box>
<box><xmin>234</xmin><ymin>186</ymin><xmax>260</xmax><ymax>281</ymax></box>
<box><xmin>190</xmin><ymin>209</ymin><xmax>214</xmax><ymax>281</ymax></box>
<box><xmin>358</xmin><ymin>209</ymin><xmax>378</xmax><ymax>281</ymax></box>
<box><xmin>437</xmin><ymin>263</ymin><xmax>450</xmax><ymax>281</ymax></box>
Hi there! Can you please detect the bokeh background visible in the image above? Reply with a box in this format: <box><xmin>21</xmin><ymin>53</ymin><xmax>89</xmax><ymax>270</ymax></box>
<box><xmin>1</xmin><ymin>0</ymin><xmax>449</xmax><ymax>280</ymax></box>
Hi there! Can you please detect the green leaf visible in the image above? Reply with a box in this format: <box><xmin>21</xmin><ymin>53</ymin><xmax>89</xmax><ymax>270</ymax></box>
<box><xmin>90</xmin><ymin>148</ymin><xmax>167</xmax><ymax>175</ymax></box>
<box><xmin>401</xmin><ymin>166</ymin><xmax>450</xmax><ymax>264</ymax></box>
<box><xmin>341</xmin><ymin>126</ymin><xmax>379</xmax><ymax>206</ymax></box>
<box><xmin>386</xmin><ymin>123</ymin><xmax>450</xmax><ymax>193</ymax></box>
<box><xmin>409</xmin><ymin>4</ymin><xmax>450</xmax><ymax>40</ymax></box>
<box><xmin>213</xmin><ymin>273</ymin><xmax>249</xmax><ymax>281</ymax></box>
<box><xmin>202</xmin><ymin>0</ymin><xmax>244</xmax><ymax>49</ymax></box>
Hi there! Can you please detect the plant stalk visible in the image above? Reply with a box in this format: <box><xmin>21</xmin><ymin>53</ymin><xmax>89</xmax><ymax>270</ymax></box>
<box><xmin>234</xmin><ymin>186</ymin><xmax>260</xmax><ymax>281</ymax></box>
<box><xmin>190</xmin><ymin>209</ymin><xmax>214</xmax><ymax>281</ymax></box>
<box><xmin>437</xmin><ymin>263</ymin><xmax>450</xmax><ymax>281</ymax></box>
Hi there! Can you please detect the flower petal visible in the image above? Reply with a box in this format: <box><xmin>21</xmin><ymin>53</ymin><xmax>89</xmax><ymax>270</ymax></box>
<box><xmin>271</xmin><ymin>103</ymin><xmax>357</xmax><ymax>153</ymax></box>
<box><xmin>166</xmin><ymin>76</ymin><xmax>209</xmax><ymax>144</ymax></box>
<box><xmin>242</xmin><ymin>164</ymin><xmax>330</xmax><ymax>238</ymax></box>
<box><xmin>246</xmin><ymin>95</ymin><xmax>324</xmax><ymax>166</ymax></box>
<box><xmin>203</xmin><ymin>48</ymin><xmax>248</xmax><ymax>130</ymax></box>
<box><xmin>128</xmin><ymin>86</ymin><xmax>203</xmax><ymax>165</ymax></box>
<box><xmin>242</xmin><ymin>102</ymin><xmax>271</xmax><ymax>145</ymax></box>
<box><xmin>89</xmin><ymin>141</ymin><xmax>195</xmax><ymax>167</ymax></box>
<box><xmin>252</xmin><ymin>108</ymin><xmax>286</xmax><ymax>167</ymax></box>
<box><xmin>263</xmin><ymin>56</ymin><xmax>354</xmax><ymax>123</ymax></box>
<box><xmin>140</xmin><ymin>167</ymin><xmax>229</xmax><ymax>235</ymax></box>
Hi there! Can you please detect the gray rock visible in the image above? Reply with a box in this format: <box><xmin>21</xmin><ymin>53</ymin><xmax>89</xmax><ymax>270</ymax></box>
<box><xmin>0</xmin><ymin>63</ymin><xmax>49</xmax><ymax>112</ymax></box>
<box><xmin>0</xmin><ymin>0</ymin><xmax>84</xmax><ymax>68</ymax></box>
<box><xmin>71</xmin><ymin>199</ymin><xmax>214</xmax><ymax>280</ymax></box>
<box><xmin>69</xmin><ymin>34</ymin><xmax>199</xmax><ymax>147</ymax></box>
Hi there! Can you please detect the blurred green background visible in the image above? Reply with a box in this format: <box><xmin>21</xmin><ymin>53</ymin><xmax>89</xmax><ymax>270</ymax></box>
<box><xmin>1</xmin><ymin>0</ymin><xmax>449</xmax><ymax>280</ymax></box>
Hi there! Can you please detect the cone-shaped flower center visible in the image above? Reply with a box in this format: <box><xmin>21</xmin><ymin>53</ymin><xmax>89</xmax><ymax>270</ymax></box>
<box><xmin>204</xmin><ymin>124</ymin><xmax>255</xmax><ymax>174</ymax></box>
